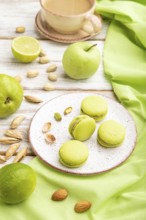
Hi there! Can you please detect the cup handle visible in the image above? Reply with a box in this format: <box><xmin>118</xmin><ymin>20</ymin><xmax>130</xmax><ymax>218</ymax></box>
<box><xmin>81</xmin><ymin>14</ymin><xmax>102</xmax><ymax>35</ymax></box>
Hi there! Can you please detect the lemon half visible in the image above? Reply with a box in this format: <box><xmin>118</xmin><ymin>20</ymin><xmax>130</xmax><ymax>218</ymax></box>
<box><xmin>12</xmin><ymin>36</ymin><xmax>41</xmax><ymax>63</ymax></box>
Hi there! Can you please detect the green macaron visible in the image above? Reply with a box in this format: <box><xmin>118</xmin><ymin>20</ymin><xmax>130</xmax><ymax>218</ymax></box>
<box><xmin>80</xmin><ymin>95</ymin><xmax>108</xmax><ymax>122</ymax></box>
<box><xmin>68</xmin><ymin>115</ymin><xmax>96</xmax><ymax>141</ymax></box>
<box><xmin>59</xmin><ymin>140</ymin><xmax>89</xmax><ymax>168</ymax></box>
<box><xmin>97</xmin><ymin>120</ymin><xmax>126</xmax><ymax>148</ymax></box>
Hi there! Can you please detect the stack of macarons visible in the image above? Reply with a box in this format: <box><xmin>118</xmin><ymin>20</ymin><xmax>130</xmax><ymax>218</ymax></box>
<box><xmin>59</xmin><ymin>95</ymin><xmax>126</xmax><ymax>168</ymax></box>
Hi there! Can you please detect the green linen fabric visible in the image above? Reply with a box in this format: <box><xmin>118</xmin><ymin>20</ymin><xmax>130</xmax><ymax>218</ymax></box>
<box><xmin>1</xmin><ymin>1</ymin><xmax>146</xmax><ymax>219</ymax></box>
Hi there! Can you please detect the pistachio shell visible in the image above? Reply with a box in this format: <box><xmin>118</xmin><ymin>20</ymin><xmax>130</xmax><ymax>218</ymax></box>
<box><xmin>4</xmin><ymin>130</ymin><xmax>23</xmax><ymax>140</ymax></box>
<box><xmin>42</xmin><ymin>122</ymin><xmax>52</xmax><ymax>133</ymax></box>
<box><xmin>64</xmin><ymin>107</ymin><xmax>72</xmax><ymax>115</ymax></box>
<box><xmin>13</xmin><ymin>147</ymin><xmax>28</xmax><ymax>163</ymax></box>
<box><xmin>5</xmin><ymin>143</ymin><xmax>21</xmax><ymax>160</ymax></box>
<box><xmin>10</xmin><ymin>115</ymin><xmax>25</xmax><ymax>129</ymax></box>
<box><xmin>45</xmin><ymin>134</ymin><xmax>56</xmax><ymax>144</ymax></box>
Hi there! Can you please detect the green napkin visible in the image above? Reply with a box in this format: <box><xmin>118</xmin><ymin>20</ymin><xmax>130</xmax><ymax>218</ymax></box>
<box><xmin>1</xmin><ymin>0</ymin><xmax>146</xmax><ymax>219</ymax></box>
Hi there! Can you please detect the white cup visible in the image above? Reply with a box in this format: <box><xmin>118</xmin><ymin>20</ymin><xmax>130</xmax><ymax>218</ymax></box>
<box><xmin>40</xmin><ymin>0</ymin><xmax>102</xmax><ymax>35</ymax></box>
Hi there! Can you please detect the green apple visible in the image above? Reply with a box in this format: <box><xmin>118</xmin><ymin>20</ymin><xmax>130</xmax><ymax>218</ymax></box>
<box><xmin>62</xmin><ymin>42</ymin><xmax>100</xmax><ymax>80</ymax></box>
<box><xmin>0</xmin><ymin>74</ymin><xmax>23</xmax><ymax>118</ymax></box>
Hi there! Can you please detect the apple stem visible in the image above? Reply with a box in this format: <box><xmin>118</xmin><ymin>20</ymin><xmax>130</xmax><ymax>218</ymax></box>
<box><xmin>86</xmin><ymin>44</ymin><xmax>97</xmax><ymax>52</ymax></box>
<box><xmin>5</xmin><ymin>97</ymin><xmax>11</xmax><ymax>104</ymax></box>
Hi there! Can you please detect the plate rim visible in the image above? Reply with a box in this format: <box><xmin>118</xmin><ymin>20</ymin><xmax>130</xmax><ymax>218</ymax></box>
<box><xmin>29</xmin><ymin>92</ymin><xmax>137</xmax><ymax>176</ymax></box>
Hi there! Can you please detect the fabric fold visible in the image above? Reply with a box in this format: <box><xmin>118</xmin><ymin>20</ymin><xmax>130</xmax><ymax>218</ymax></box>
<box><xmin>1</xmin><ymin>0</ymin><xmax>146</xmax><ymax>219</ymax></box>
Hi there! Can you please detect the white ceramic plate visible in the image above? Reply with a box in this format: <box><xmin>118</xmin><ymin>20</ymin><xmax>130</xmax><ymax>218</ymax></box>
<box><xmin>29</xmin><ymin>92</ymin><xmax>137</xmax><ymax>175</ymax></box>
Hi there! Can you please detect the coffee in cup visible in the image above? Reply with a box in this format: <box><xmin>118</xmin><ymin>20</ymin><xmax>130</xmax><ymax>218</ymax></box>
<box><xmin>40</xmin><ymin>0</ymin><xmax>102</xmax><ymax>35</ymax></box>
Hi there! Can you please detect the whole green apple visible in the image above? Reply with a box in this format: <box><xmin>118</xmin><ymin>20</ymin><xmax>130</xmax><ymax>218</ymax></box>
<box><xmin>0</xmin><ymin>74</ymin><xmax>23</xmax><ymax>118</ymax></box>
<box><xmin>62</xmin><ymin>42</ymin><xmax>100</xmax><ymax>80</ymax></box>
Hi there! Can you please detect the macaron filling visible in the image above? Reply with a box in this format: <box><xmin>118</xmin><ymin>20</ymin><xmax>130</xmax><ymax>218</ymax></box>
<box><xmin>97</xmin><ymin>135</ymin><xmax>124</xmax><ymax>148</ymax></box>
<box><xmin>81</xmin><ymin>108</ymin><xmax>107</xmax><ymax>121</ymax></box>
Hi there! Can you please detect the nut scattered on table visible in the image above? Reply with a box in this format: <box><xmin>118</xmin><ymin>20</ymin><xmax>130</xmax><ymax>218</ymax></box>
<box><xmin>42</xmin><ymin>122</ymin><xmax>52</xmax><ymax>133</ymax></box>
<box><xmin>46</xmin><ymin>64</ymin><xmax>57</xmax><ymax>73</ymax></box>
<box><xmin>15</xmin><ymin>75</ymin><xmax>22</xmax><ymax>83</ymax></box>
<box><xmin>0</xmin><ymin>137</ymin><xmax>20</xmax><ymax>145</ymax></box>
<box><xmin>13</xmin><ymin>147</ymin><xmax>28</xmax><ymax>163</ymax></box>
<box><xmin>43</xmin><ymin>82</ymin><xmax>55</xmax><ymax>91</ymax></box>
<box><xmin>48</xmin><ymin>72</ymin><xmax>58</xmax><ymax>81</ymax></box>
<box><xmin>5</xmin><ymin>143</ymin><xmax>21</xmax><ymax>160</ymax></box>
<box><xmin>24</xmin><ymin>95</ymin><xmax>43</xmax><ymax>104</ymax></box>
<box><xmin>74</xmin><ymin>200</ymin><xmax>92</xmax><ymax>213</ymax></box>
<box><xmin>51</xmin><ymin>189</ymin><xmax>68</xmax><ymax>201</ymax></box>
<box><xmin>64</xmin><ymin>107</ymin><xmax>72</xmax><ymax>115</ymax></box>
<box><xmin>39</xmin><ymin>56</ymin><xmax>50</xmax><ymax>64</ymax></box>
<box><xmin>39</xmin><ymin>49</ymin><xmax>47</xmax><ymax>57</ymax></box>
<box><xmin>0</xmin><ymin>155</ymin><xmax>6</xmax><ymax>163</ymax></box>
<box><xmin>54</xmin><ymin>112</ymin><xmax>62</xmax><ymax>121</ymax></box>
<box><xmin>26</xmin><ymin>70</ymin><xmax>39</xmax><ymax>78</ymax></box>
<box><xmin>10</xmin><ymin>115</ymin><xmax>25</xmax><ymax>129</ymax></box>
<box><xmin>4</xmin><ymin>129</ymin><xmax>23</xmax><ymax>140</ymax></box>
<box><xmin>45</xmin><ymin>133</ymin><xmax>56</xmax><ymax>144</ymax></box>
<box><xmin>16</xmin><ymin>26</ymin><xmax>25</xmax><ymax>33</ymax></box>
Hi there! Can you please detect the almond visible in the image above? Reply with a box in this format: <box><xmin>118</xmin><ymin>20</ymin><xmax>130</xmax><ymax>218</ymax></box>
<box><xmin>4</xmin><ymin>129</ymin><xmax>23</xmax><ymax>140</ymax></box>
<box><xmin>13</xmin><ymin>147</ymin><xmax>28</xmax><ymax>163</ymax></box>
<box><xmin>74</xmin><ymin>200</ymin><xmax>91</xmax><ymax>213</ymax></box>
<box><xmin>10</xmin><ymin>115</ymin><xmax>25</xmax><ymax>129</ymax></box>
<box><xmin>39</xmin><ymin>49</ymin><xmax>47</xmax><ymax>57</ymax></box>
<box><xmin>5</xmin><ymin>143</ymin><xmax>21</xmax><ymax>160</ymax></box>
<box><xmin>16</xmin><ymin>26</ymin><xmax>25</xmax><ymax>33</ymax></box>
<box><xmin>0</xmin><ymin>155</ymin><xmax>6</xmax><ymax>163</ymax></box>
<box><xmin>0</xmin><ymin>137</ymin><xmax>19</xmax><ymax>145</ymax></box>
<box><xmin>24</xmin><ymin>95</ymin><xmax>43</xmax><ymax>103</ymax></box>
<box><xmin>51</xmin><ymin>189</ymin><xmax>68</xmax><ymax>201</ymax></box>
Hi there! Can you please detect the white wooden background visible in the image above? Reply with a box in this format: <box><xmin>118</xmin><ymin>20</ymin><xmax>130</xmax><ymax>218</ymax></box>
<box><xmin>0</xmin><ymin>0</ymin><xmax>115</xmax><ymax>167</ymax></box>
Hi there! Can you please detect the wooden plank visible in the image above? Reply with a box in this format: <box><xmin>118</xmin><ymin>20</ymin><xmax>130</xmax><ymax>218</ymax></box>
<box><xmin>0</xmin><ymin>90</ymin><xmax>116</xmax><ymax>154</ymax></box>
<box><xmin>0</xmin><ymin>1</ymin><xmax>108</xmax><ymax>40</ymax></box>
<box><xmin>0</xmin><ymin>156</ymin><xmax>35</xmax><ymax>168</ymax></box>
<box><xmin>0</xmin><ymin>39</ymin><xmax>112</xmax><ymax>90</ymax></box>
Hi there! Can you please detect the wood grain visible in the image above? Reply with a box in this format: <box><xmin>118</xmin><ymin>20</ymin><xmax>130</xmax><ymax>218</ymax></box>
<box><xmin>0</xmin><ymin>0</ymin><xmax>113</xmax><ymax>167</ymax></box>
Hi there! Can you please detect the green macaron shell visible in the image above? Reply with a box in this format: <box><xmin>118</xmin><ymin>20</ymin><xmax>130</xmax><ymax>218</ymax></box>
<box><xmin>69</xmin><ymin>115</ymin><xmax>96</xmax><ymax>141</ymax></box>
<box><xmin>81</xmin><ymin>95</ymin><xmax>108</xmax><ymax>122</ymax></box>
<box><xmin>59</xmin><ymin>140</ymin><xmax>89</xmax><ymax>168</ymax></box>
<box><xmin>97</xmin><ymin>120</ymin><xmax>126</xmax><ymax>148</ymax></box>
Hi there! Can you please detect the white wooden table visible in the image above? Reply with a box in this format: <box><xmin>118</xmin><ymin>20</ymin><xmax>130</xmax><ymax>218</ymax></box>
<box><xmin>0</xmin><ymin>0</ymin><xmax>116</xmax><ymax>167</ymax></box>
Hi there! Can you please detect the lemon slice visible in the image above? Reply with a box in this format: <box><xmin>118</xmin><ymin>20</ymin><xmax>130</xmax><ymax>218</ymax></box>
<box><xmin>12</xmin><ymin>36</ymin><xmax>41</xmax><ymax>63</ymax></box>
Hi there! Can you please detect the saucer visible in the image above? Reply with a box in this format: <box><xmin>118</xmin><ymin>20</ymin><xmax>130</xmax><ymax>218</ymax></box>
<box><xmin>35</xmin><ymin>11</ymin><xmax>100</xmax><ymax>43</ymax></box>
<box><xmin>29</xmin><ymin>92</ymin><xmax>137</xmax><ymax>175</ymax></box>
